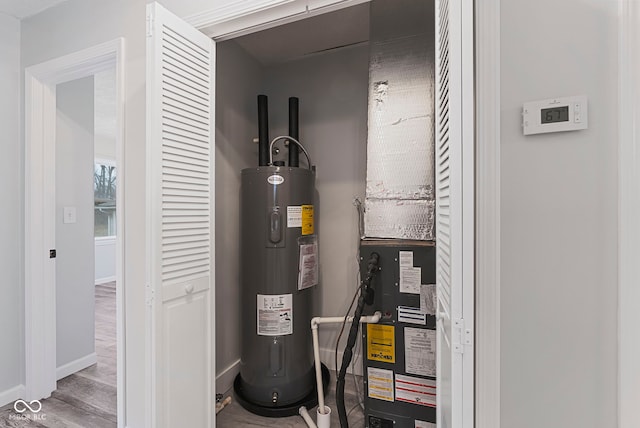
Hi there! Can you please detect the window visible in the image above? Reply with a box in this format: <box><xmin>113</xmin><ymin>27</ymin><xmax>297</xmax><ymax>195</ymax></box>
<box><xmin>94</xmin><ymin>162</ymin><xmax>116</xmax><ymax>237</ymax></box>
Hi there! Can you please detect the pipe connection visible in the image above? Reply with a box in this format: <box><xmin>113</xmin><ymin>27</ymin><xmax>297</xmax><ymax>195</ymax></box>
<box><xmin>310</xmin><ymin>312</ymin><xmax>382</xmax><ymax>330</ymax></box>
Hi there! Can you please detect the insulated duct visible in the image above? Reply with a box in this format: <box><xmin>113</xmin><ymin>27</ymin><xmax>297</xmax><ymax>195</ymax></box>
<box><xmin>364</xmin><ymin>0</ymin><xmax>436</xmax><ymax>241</ymax></box>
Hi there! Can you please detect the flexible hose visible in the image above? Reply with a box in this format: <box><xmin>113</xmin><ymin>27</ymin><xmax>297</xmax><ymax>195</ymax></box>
<box><xmin>268</xmin><ymin>136</ymin><xmax>312</xmax><ymax>169</ymax></box>
<box><xmin>336</xmin><ymin>253</ymin><xmax>379</xmax><ymax>427</ymax></box>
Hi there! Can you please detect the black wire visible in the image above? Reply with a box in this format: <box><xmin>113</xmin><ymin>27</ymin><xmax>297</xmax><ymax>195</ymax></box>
<box><xmin>335</xmin><ymin>285</ymin><xmax>360</xmax><ymax>378</ymax></box>
<box><xmin>336</xmin><ymin>253</ymin><xmax>379</xmax><ymax>428</ymax></box>
<box><xmin>337</xmin><ymin>200</ymin><xmax>364</xmax><ymax>386</ymax></box>
<box><xmin>337</xmin><ymin>288</ymin><xmax>366</xmax><ymax>428</ymax></box>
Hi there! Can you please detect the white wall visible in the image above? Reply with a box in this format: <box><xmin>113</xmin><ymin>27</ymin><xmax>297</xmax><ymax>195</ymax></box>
<box><xmin>55</xmin><ymin>76</ymin><xmax>96</xmax><ymax>371</ymax></box>
<box><xmin>264</xmin><ymin>43</ymin><xmax>370</xmax><ymax>370</ymax></box>
<box><xmin>21</xmin><ymin>0</ymin><xmax>147</xmax><ymax>425</ymax></box>
<box><xmin>0</xmin><ymin>12</ymin><xmax>23</xmax><ymax>402</ymax></box>
<box><xmin>155</xmin><ymin>0</ymin><xmax>211</xmax><ymax>19</ymax></box>
<box><xmin>214</xmin><ymin>40</ymin><xmax>264</xmax><ymax>387</ymax></box>
<box><xmin>500</xmin><ymin>1</ymin><xmax>618</xmax><ymax>427</ymax></box>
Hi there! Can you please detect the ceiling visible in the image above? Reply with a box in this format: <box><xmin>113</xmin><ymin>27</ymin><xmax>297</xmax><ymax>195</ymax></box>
<box><xmin>0</xmin><ymin>0</ymin><xmax>68</xmax><ymax>19</ymax></box>
<box><xmin>233</xmin><ymin>2</ymin><xmax>370</xmax><ymax>66</ymax></box>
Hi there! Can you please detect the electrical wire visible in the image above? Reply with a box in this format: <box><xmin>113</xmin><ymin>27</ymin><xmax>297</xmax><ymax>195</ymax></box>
<box><xmin>335</xmin><ymin>285</ymin><xmax>359</xmax><ymax>380</ymax></box>
<box><xmin>347</xmin><ymin>400</ymin><xmax>363</xmax><ymax>419</ymax></box>
<box><xmin>349</xmin><ymin>197</ymin><xmax>366</xmax><ymax>410</ymax></box>
<box><xmin>350</xmin><ymin>323</ymin><xmax>365</xmax><ymax>411</ymax></box>
<box><xmin>353</xmin><ymin>198</ymin><xmax>365</xmax><ymax>239</ymax></box>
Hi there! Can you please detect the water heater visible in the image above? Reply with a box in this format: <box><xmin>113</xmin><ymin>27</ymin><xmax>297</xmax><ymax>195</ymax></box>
<box><xmin>234</xmin><ymin>95</ymin><xmax>328</xmax><ymax>417</ymax></box>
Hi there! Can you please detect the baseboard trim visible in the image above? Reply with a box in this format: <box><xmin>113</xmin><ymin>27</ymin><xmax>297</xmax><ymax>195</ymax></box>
<box><xmin>216</xmin><ymin>359</ymin><xmax>240</xmax><ymax>395</ymax></box>
<box><xmin>56</xmin><ymin>352</ymin><xmax>97</xmax><ymax>380</ymax></box>
<box><xmin>95</xmin><ymin>276</ymin><xmax>116</xmax><ymax>285</ymax></box>
<box><xmin>0</xmin><ymin>384</ymin><xmax>25</xmax><ymax>408</ymax></box>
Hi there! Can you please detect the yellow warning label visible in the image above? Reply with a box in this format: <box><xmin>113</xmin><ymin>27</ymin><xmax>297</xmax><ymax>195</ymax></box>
<box><xmin>301</xmin><ymin>205</ymin><xmax>314</xmax><ymax>235</ymax></box>
<box><xmin>367</xmin><ymin>324</ymin><xmax>395</xmax><ymax>363</ymax></box>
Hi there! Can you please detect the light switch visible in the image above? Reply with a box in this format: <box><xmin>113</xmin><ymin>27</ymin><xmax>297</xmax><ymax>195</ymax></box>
<box><xmin>63</xmin><ymin>206</ymin><xmax>77</xmax><ymax>224</ymax></box>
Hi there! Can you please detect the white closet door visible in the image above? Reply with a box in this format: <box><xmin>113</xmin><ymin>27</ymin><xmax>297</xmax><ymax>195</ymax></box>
<box><xmin>146</xmin><ymin>3</ymin><xmax>215</xmax><ymax>427</ymax></box>
<box><xmin>435</xmin><ymin>0</ymin><xmax>474</xmax><ymax>427</ymax></box>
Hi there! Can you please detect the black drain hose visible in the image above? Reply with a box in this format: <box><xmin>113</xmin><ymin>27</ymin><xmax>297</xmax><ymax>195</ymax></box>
<box><xmin>336</xmin><ymin>252</ymin><xmax>379</xmax><ymax>428</ymax></box>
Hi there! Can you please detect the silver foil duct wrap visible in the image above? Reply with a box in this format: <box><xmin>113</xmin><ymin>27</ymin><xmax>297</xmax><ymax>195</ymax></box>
<box><xmin>364</xmin><ymin>0</ymin><xmax>436</xmax><ymax>241</ymax></box>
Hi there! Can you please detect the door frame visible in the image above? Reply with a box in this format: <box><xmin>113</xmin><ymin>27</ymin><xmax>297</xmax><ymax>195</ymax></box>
<box><xmin>618</xmin><ymin>2</ymin><xmax>640</xmax><ymax>427</ymax></box>
<box><xmin>475</xmin><ymin>0</ymin><xmax>501</xmax><ymax>427</ymax></box>
<box><xmin>24</xmin><ymin>38</ymin><xmax>126</xmax><ymax>427</ymax></box>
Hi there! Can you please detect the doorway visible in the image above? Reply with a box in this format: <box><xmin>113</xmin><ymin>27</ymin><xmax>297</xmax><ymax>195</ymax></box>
<box><xmin>46</xmin><ymin>68</ymin><xmax>118</xmax><ymax>423</ymax></box>
<box><xmin>24</xmin><ymin>39</ymin><xmax>125</xmax><ymax>427</ymax></box>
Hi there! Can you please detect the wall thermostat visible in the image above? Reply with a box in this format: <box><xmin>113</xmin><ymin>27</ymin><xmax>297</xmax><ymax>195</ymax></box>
<box><xmin>522</xmin><ymin>95</ymin><xmax>588</xmax><ymax>135</ymax></box>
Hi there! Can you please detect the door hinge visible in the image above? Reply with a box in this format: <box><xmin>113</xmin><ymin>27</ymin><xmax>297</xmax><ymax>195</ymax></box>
<box><xmin>145</xmin><ymin>283</ymin><xmax>155</xmax><ymax>306</ymax></box>
<box><xmin>146</xmin><ymin>14</ymin><xmax>154</xmax><ymax>37</ymax></box>
<box><xmin>453</xmin><ymin>318</ymin><xmax>473</xmax><ymax>354</ymax></box>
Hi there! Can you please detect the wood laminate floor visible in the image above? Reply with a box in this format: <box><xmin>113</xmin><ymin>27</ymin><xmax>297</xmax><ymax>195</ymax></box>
<box><xmin>216</xmin><ymin>372</ymin><xmax>366</xmax><ymax>427</ymax></box>
<box><xmin>0</xmin><ymin>283</ymin><xmax>117</xmax><ymax>428</ymax></box>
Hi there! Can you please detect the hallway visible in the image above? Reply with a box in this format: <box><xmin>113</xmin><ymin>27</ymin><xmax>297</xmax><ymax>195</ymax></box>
<box><xmin>0</xmin><ymin>283</ymin><xmax>117</xmax><ymax>428</ymax></box>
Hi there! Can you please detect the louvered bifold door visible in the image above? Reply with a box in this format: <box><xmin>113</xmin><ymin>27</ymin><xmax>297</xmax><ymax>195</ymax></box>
<box><xmin>146</xmin><ymin>3</ymin><xmax>215</xmax><ymax>427</ymax></box>
<box><xmin>435</xmin><ymin>0</ymin><xmax>464</xmax><ymax>427</ymax></box>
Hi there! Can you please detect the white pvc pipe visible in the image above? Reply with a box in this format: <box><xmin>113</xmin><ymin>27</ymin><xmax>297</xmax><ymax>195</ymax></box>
<box><xmin>309</xmin><ymin>311</ymin><xmax>382</xmax><ymax>419</ymax></box>
<box><xmin>299</xmin><ymin>406</ymin><xmax>317</xmax><ymax>428</ymax></box>
<box><xmin>312</xmin><ymin>322</ymin><xmax>326</xmax><ymax>414</ymax></box>
<box><xmin>316</xmin><ymin>405</ymin><xmax>331</xmax><ymax>428</ymax></box>
<box><xmin>311</xmin><ymin>312</ymin><xmax>382</xmax><ymax>326</ymax></box>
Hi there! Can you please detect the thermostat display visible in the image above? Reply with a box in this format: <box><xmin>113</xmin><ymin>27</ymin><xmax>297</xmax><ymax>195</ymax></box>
<box><xmin>541</xmin><ymin>106</ymin><xmax>569</xmax><ymax>124</ymax></box>
<box><xmin>523</xmin><ymin>95</ymin><xmax>588</xmax><ymax>135</ymax></box>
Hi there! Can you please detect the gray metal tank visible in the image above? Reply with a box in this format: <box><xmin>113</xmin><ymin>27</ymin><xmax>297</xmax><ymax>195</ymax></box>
<box><xmin>238</xmin><ymin>165</ymin><xmax>317</xmax><ymax>407</ymax></box>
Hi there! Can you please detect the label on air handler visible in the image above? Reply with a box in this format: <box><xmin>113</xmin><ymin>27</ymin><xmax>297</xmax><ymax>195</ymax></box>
<box><xmin>367</xmin><ymin>324</ymin><xmax>395</xmax><ymax>363</ymax></box>
<box><xmin>404</xmin><ymin>327</ymin><xmax>436</xmax><ymax>377</ymax></box>
<box><xmin>395</xmin><ymin>374</ymin><xmax>436</xmax><ymax>408</ymax></box>
<box><xmin>257</xmin><ymin>294</ymin><xmax>293</xmax><ymax>336</ymax></box>
<box><xmin>367</xmin><ymin>367</ymin><xmax>394</xmax><ymax>402</ymax></box>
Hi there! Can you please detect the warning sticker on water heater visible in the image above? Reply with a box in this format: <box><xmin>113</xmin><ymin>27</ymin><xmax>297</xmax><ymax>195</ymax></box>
<box><xmin>298</xmin><ymin>236</ymin><xmax>318</xmax><ymax>290</ymax></box>
<box><xmin>301</xmin><ymin>205</ymin><xmax>314</xmax><ymax>235</ymax></box>
<box><xmin>257</xmin><ymin>294</ymin><xmax>293</xmax><ymax>336</ymax></box>
<box><xmin>287</xmin><ymin>206</ymin><xmax>302</xmax><ymax>228</ymax></box>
